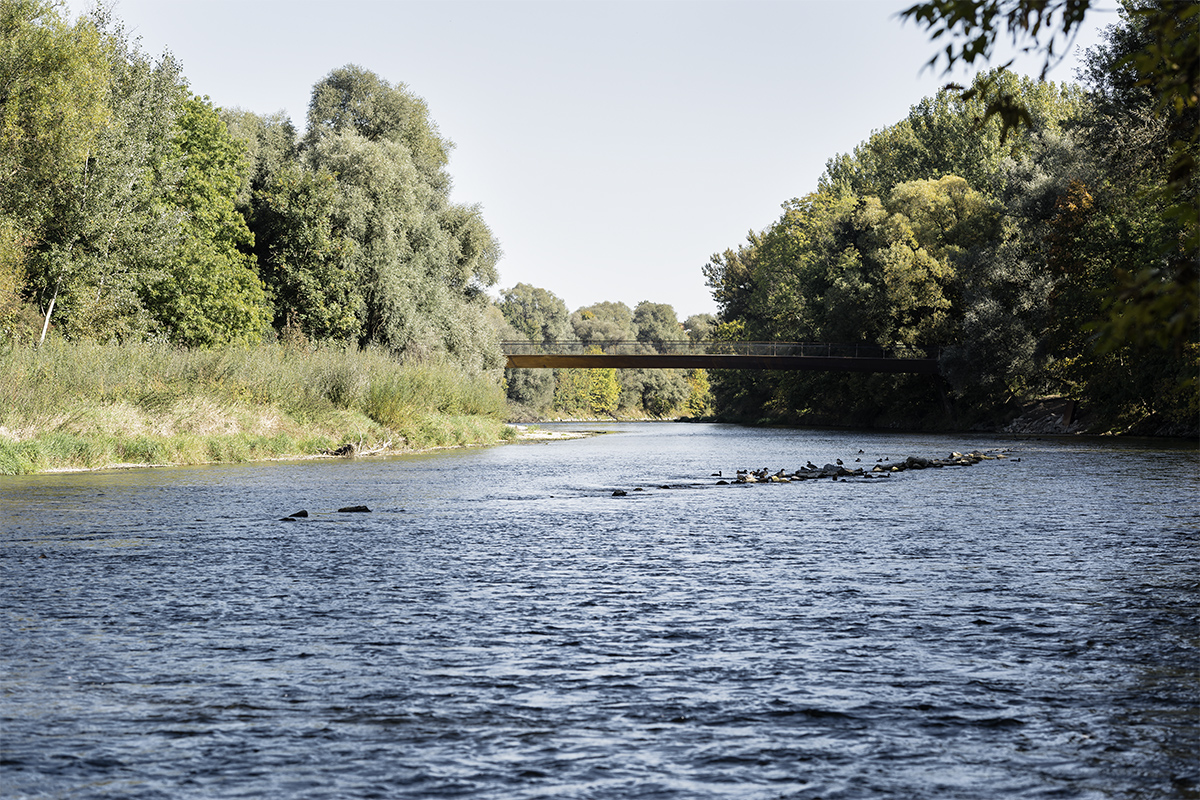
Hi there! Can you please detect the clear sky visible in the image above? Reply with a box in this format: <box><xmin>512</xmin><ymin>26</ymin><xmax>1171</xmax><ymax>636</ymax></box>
<box><xmin>66</xmin><ymin>0</ymin><xmax>1120</xmax><ymax>319</ymax></box>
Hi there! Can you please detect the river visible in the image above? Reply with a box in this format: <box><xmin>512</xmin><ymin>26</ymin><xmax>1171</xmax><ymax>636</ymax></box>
<box><xmin>1</xmin><ymin>423</ymin><xmax>1197</xmax><ymax>799</ymax></box>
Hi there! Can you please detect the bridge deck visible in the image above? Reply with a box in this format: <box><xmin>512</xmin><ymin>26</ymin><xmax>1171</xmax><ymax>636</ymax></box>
<box><xmin>503</xmin><ymin>342</ymin><xmax>940</xmax><ymax>374</ymax></box>
<box><xmin>505</xmin><ymin>354</ymin><xmax>941</xmax><ymax>373</ymax></box>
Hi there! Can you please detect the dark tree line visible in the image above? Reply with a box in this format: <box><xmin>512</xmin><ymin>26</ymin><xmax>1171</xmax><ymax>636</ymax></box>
<box><xmin>703</xmin><ymin>3</ymin><xmax>1196</xmax><ymax>433</ymax></box>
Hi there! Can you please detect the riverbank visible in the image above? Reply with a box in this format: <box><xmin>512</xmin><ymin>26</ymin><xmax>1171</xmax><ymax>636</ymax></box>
<box><xmin>23</xmin><ymin>427</ymin><xmax>594</xmax><ymax>475</ymax></box>
<box><xmin>698</xmin><ymin>394</ymin><xmax>1198</xmax><ymax>439</ymax></box>
<box><xmin>0</xmin><ymin>341</ymin><xmax>515</xmax><ymax>476</ymax></box>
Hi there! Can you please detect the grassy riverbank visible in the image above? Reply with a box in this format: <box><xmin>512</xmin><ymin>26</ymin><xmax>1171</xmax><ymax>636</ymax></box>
<box><xmin>0</xmin><ymin>341</ymin><xmax>513</xmax><ymax>475</ymax></box>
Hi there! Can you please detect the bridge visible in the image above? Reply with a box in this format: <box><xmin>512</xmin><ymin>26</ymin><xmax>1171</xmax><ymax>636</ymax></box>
<box><xmin>502</xmin><ymin>341</ymin><xmax>941</xmax><ymax>374</ymax></box>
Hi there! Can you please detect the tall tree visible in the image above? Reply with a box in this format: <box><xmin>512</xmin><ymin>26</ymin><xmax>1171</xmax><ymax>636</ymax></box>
<box><xmin>250</xmin><ymin>163</ymin><xmax>359</xmax><ymax>340</ymax></box>
<box><xmin>303</xmin><ymin>65</ymin><xmax>501</xmax><ymax>368</ymax></box>
<box><xmin>633</xmin><ymin>301</ymin><xmax>683</xmax><ymax>346</ymax></box>
<box><xmin>0</xmin><ymin>0</ymin><xmax>108</xmax><ymax>236</ymax></box>
<box><xmin>22</xmin><ymin>10</ymin><xmax>190</xmax><ymax>343</ymax></box>
<box><xmin>141</xmin><ymin>96</ymin><xmax>267</xmax><ymax>346</ymax></box>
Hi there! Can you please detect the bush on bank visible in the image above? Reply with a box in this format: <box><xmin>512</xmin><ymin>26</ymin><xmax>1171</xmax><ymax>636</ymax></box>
<box><xmin>0</xmin><ymin>341</ymin><xmax>512</xmax><ymax>475</ymax></box>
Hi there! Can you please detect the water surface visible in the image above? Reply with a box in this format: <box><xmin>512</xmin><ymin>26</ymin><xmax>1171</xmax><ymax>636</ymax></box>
<box><xmin>2</xmin><ymin>424</ymin><xmax>1197</xmax><ymax>798</ymax></box>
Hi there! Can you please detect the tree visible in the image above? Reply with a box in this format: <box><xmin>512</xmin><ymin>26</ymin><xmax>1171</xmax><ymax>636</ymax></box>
<box><xmin>220</xmin><ymin>108</ymin><xmax>298</xmax><ymax>209</ymax></box>
<box><xmin>683</xmin><ymin>313</ymin><xmax>716</xmax><ymax>343</ymax></box>
<box><xmin>684</xmin><ymin>368</ymin><xmax>714</xmax><ymax>416</ymax></box>
<box><xmin>8</xmin><ymin>6</ymin><xmax>192</xmax><ymax>344</ymax></box>
<box><xmin>1</xmin><ymin>0</ymin><xmax>107</xmax><ymax>341</ymax></box>
<box><xmin>819</xmin><ymin>70</ymin><xmax>1084</xmax><ymax>201</ymax></box>
<box><xmin>304</xmin><ymin>66</ymin><xmax>501</xmax><ymax>367</ymax></box>
<box><xmin>250</xmin><ymin>163</ymin><xmax>359</xmax><ymax>340</ymax></box>
<box><xmin>901</xmin><ymin>0</ymin><xmax>1198</xmax><ymax>354</ymax></box>
<box><xmin>587</xmin><ymin>363</ymin><xmax>620</xmax><ymax>415</ymax></box>
<box><xmin>628</xmin><ymin>301</ymin><xmax>690</xmax><ymax>416</ymax></box>
<box><xmin>0</xmin><ymin>0</ymin><xmax>108</xmax><ymax>236</ymax></box>
<box><xmin>633</xmin><ymin>301</ymin><xmax>683</xmax><ymax>346</ymax></box>
<box><xmin>496</xmin><ymin>284</ymin><xmax>574</xmax><ymax>411</ymax></box>
<box><xmin>571</xmin><ymin>300</ymin><xmax>635</xmax><ymax>345</ymax></box>
<box><xmin>1076</xmin><ymin>2</ymin><xmax>1197</xmax><ymax>354</ymax></box>
<box><xmin>141</xmin><ymin>96</ymin><xmax>268</xmax><ymax>346</ymax></box>
<box><xmin>305</xmin><ymin>64</ymin><xmax>450</xmax><ymax>192</ymax></box>
<box><xmin>498</xmin><ymin>283</ymin><xmax>573</xmax><ymax>344</ymax></box>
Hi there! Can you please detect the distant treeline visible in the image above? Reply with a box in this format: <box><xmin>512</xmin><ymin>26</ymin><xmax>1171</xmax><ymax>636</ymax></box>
<box><xmin>493</xmin><ymin>284</ymin><xmax>715</xmax><ymax>419</ymax></box>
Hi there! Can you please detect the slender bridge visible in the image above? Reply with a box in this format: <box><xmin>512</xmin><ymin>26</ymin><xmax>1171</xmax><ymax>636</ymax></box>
<box><xmin>502</xmin><ymin>341</ymin><xmax>941</xmax><ymax>374</ymax></box>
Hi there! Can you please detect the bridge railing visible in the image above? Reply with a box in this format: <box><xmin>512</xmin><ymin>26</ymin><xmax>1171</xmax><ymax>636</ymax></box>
<box><xmin>500</xmin><ymin>340</ymin><xmax>940</xmax><ymax>360</ymax></box>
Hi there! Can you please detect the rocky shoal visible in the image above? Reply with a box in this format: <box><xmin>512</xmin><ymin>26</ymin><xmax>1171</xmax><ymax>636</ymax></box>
<box><xmin>724</xmin><ymin>449</ymin><xmax>1010</xmax><ymax>484</ymax></box>
<box><xmin>610</xmin><ymin>449</ymin><xmax>1012</xmax><ymax>495</ymax></box>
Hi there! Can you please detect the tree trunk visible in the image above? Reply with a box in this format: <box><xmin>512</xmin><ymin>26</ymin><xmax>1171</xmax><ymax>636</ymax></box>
<box><xmin>38</xmin><ymin>275</ymin><xmax>62</xmax><ymax>346</ymax></box>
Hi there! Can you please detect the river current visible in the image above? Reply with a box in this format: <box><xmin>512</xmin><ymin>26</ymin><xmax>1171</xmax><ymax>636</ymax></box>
<box><xmin>1</xmin><ymin>423</ymin><xmax>1197</xmax><ymax>799</ymax></box>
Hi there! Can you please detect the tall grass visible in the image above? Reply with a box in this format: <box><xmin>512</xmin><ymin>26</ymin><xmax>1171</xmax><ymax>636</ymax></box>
<box><xmin>0</xmin><ymin>340</ymin><xmax>509</xmax><ymax>474</ymax></box>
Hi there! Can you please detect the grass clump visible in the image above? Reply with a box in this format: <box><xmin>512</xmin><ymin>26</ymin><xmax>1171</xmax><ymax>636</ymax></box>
<box><xmin>0</xmin><ymin>340</ymin><xmax>510</xmax><ymax>474</ymax></box>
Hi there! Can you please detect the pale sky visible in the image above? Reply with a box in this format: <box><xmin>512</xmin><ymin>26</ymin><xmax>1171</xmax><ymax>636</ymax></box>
<box><xmin>67</xmin><ymin>0</ymin><xmax>1120</xmax><ymax>319</ymax></box>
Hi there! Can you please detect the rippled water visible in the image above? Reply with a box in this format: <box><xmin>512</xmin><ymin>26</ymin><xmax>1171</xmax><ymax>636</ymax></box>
<box><xmin>2</xmin><ymin>423</ymin><xmax>1197</xmax><ymax>799</ymax></box>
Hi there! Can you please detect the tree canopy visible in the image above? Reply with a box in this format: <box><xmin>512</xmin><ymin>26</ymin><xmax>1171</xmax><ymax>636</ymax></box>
<box><xmin>1</xmin><ymin>6</ymin><xmax>503</xmax><ymax>371</ymax></box>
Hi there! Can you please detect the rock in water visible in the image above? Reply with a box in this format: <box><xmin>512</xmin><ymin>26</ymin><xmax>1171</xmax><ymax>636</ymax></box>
<box><xmin>338</xmin><ymin>505</ymin><xmax>371</xmax><ymax>513</ymax></box>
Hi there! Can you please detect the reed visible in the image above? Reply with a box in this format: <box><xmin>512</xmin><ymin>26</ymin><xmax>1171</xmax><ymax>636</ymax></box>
<box><xmin>0</xmin><ymin>340</ymin><xmax>509</xmax><ymax>474</ymax></box>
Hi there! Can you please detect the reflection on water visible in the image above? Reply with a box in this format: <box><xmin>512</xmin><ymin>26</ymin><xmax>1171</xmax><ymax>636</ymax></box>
<box><xmin>2</xmin><ymin>423</ymin><xmax>1198</xmax><ymax>799</ymax></box>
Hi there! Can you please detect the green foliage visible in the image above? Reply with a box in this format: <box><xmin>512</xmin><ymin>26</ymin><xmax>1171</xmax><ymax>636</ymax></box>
<box><xmin>903</xmin><ymin>0</ymin><xmax>1198</xmax><ymax>358</ymax></box>
<box><xmin>549</xmin><ymin>359</ymin><xmax>620</xmax><ymax>418</ymax></box>
<box><xmin>1</xmin><ymin>2</ymin><xmax>184</xmax><ymax>343</ymax></box>
<box><xmin>683</xmin><ymin>314</ymin><xmax>716</xmax><ymax>343</ymax></box>
<box><xmin>499</xmin><ymin>283</ymin><xmax>574</xmax><ymax>344</ymax></box>
<box><xmin>303</xmin><ymin>66</ymin><xmax>501</xmax><ymax>369</ymax></box>
<box><xmin>505</xmin><ymin>366</ymin><xmax>556</xmax><ymax>411</ymax></box>
<box><xmin>571</xmin><ymin>300</ymin><xmax>635</xmax><ymax>345</ymax></box>
<box><xmin>588</xmin><ymin>365</ymin><xmax>620</xmax><ymax>416</ymax></box>
<box><xmin>705</xmin><ymin>21</ymin><xmax>1196</xmax><ymax>431</ymax></box>
<box><xmin>143</xmin><ymin>96</ymin><xmax>268</xmax><ymax>346</ymax></box>
<box><xmin>251</xmin><ymin>163</ymin><xmax>359</xmax><ymax>340</ymax></box>
<box><xmin>684</xmin><ymin>369</ymin><xmax>714</xmax><ymax>417</ymax></box>
<box><xmin>1077</xmin><ymin>2</ymin><xmax>1198</xmax><ymax>355</ymax></box>
<box><xmin>0</xmin><ymin>340</ymin><xmax>509</xmax><ymax>473</ymax></box>
<box><xmin>633</xmin><ymin>301</ymin><xmax>683</xmax><ymax>345</ymax></box>
<box><xmin>819</xmin><ymin>71</ymin><xmax>1084</xmax><ymax>199</ymax></box>
<box><xmin>0</xmin><ymin>0</ymin><xmax>109</xmax><ymax>233</ymax></box>
<box><xmin>305</xmin><ymin>63</ymin><xmax>450</xmax><ymax>190</ymax></box>
<box><xmin>1</xmin><ymin>9</ymin><xmax>504</xmax><ymax>368</ymax></box>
